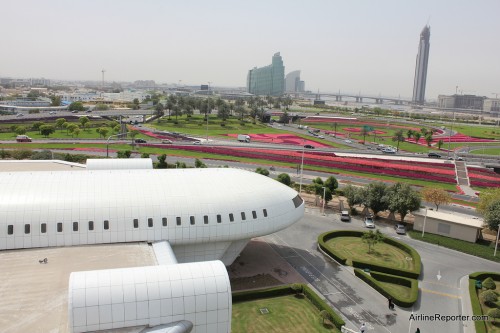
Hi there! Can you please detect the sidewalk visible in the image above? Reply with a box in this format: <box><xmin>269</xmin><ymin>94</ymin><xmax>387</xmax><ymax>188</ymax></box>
<box><xmin>459</xmin><ymin>275</ymin><xmax>475</xmax><ymax>333</ymax></box>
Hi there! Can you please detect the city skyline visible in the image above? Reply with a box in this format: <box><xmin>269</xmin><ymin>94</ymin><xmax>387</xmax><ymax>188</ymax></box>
<box><xmin>2</xmin><ymin>0</ymin><xmax>500</xmax><ymax>100</ymax></box>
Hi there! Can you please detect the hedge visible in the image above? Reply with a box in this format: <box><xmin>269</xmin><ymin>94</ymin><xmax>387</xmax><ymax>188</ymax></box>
<box><xmin>354</xmin><ymin>269</ymin><xmax>418</xmax><ymax>307</ymax></box>
<box><xmin>468</xmin><ymin>279</ymin><xmax>487</xmax><ymax>333</ymax></box>
<box><xmin>469</xmin><ymin>272</ymin><xmax>500</xmax><ymax>281</ymax></box>
<box><xmin>231</xmin><ymin>284</ymin><xmax>346</xmax><ymax>330</ymax></box>
<box><xmin>318</xmin><ymin>230</ymin><xmax>421</xmax><ymax>279</ymax></box>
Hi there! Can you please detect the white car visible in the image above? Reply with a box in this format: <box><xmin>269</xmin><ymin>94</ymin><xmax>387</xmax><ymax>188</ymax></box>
<box><xmin>161</xmin><ymin>139</ymin><xmax>173</xmax><ymax>144</ymax></box>
<box><xmin>364</xmin><ymin>216</ymin><xmax>375</xmax><ymax>228</ymax></box>
<box><xmin>344</xmin><ymin>139</ymin><xmax>352</xmax><ymax>143</ymax></box>
<box><xmin>193</xmin><ymin>141</ymin><xmax>201</xmax><ymax>145</ymax></box>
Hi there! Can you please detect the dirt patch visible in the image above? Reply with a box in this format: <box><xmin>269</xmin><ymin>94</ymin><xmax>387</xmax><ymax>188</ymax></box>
<box><xmin>230</xmin><ymin>274</ymin><xmax>283</xmax><ymax>291</ymax></box>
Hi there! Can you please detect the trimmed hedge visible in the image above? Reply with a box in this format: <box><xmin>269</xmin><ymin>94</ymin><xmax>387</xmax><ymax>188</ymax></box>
<box><xmin>318</xmin><ymin>230</ymin><xmax>421</xmax><ymax>279</ymax></box>
<box><xmin>354</xmin><ymin>269</ymin><xmax>418</xmax><ymax>307</ymax></box>
<box><xmin>469</xmin><ymin>272</ymin><xmax>500</xmax><ymax>281</ymax></box>
<box><xmin>469</xmin><ymin>279</ymin><xmax>487</xmax><ymax>333</ymax></box>
<box><xmin>231</xmin><ymin>284</ymin><xmax>346</xmax><ymax>330</ymax></box>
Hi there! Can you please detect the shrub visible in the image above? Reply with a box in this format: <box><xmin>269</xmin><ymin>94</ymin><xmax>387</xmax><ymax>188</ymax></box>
<box><xmin>488</xmin><ymin>308</ymin><xmax>500</xmax><ymax>321</ymax></box>
<box><xmin>232</xmin><ymin>285</ymin><xmax>291</xmax><ymax>303</ymax></box>
<box><xmin>483</xmin><ymin>277</ymin><xmax>497</xmax><ymax>290</ymax></box>
<box><xmin>302</xmin><ymin>285</ymin><xmax>345</xmax><ymax>329</ymax></box>
<box><xmin>469</xmin><ymin>279</ymin><xmax>487</xmax><ymax>333</ymax></box>
<box><xmin>220</xmin><ymin>123</ymin><xmax>226</xmax><ymax>127</ymax></box>
<box><xmin>469</xmin><ymin>272</ymin><xmax>500</xmax><ymax>281</ymax></box>
<box><xmin>480</xmin><ymin>290</ymin><xmax>498</xmax><ymax>306</ymax></box>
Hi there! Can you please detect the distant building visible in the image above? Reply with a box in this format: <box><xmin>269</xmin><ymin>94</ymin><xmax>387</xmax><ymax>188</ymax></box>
<box><xmin>30</xmin><ymin>78</ymin><xmax>50</xmax><ymax>86</ymax></box>
<box><xmin>412</xmin><ymin>25</ymin><xmax>431</xmax><ymax>105</ymax></box>
<box><xmin>247</xmin><ymin>52</ymin><xmax>285</xmax><ymax>96</ymax></box>
<box><xmin>483</xmin><ymin>98</ymin><xmax>500</xmax><ymax>112</ymax></box>
<box><xmin>285</xmin><ymin>70</ymin><xmax>305</xmax><ymax>93</ymax></box>
<box><xmin>438</xmin><ymin>94</ymin><xmax>485</xmax><ymax>110</ymax></box>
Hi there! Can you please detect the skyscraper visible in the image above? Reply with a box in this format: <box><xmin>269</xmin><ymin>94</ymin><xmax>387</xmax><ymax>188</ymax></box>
<box><xmin>412</xmin><ymin>25</ymin><xmax>430</xmax><ymax>104</ymax></box>
<box><xmin>247</xmin><ymin>52</ymin><xmax>285</xmax><ymax>96</ymax></box>
<box><xmin>285</xmin><ymin>70</ymin><xmax>305</xmax><ymax>93</ymax></box>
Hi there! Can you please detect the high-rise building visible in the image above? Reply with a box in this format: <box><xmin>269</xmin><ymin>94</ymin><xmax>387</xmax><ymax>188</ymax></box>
<box><xmin>285</xmin><ymin>70</ymin><xmax>305</xmax><ymax>93</ymax></box>
<box><xmin>412</xmin><ymin>25</ymin><xmax>431</xmax><ymax>104</ymax></box>
<box><xmin>247</xmin><ymin>52</ymin><xmax>285</xmax><ymax>96</ymax></box>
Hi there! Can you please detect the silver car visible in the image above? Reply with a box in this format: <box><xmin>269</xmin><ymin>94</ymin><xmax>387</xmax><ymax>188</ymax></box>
<box><xmin>394</xmin><ymin>224</ymin><xmax>406</xmax><ymax>235</ymax></box>
<box><xmin>364</xmin><ymin>216</ymin><xmax>375</xmax><ymax>228</ymax></box>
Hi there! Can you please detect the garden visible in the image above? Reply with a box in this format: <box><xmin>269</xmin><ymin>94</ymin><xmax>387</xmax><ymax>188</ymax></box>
<box><xmin>468</xmin><ymin>166</ymin><xmax>500</xmax><ymax>188</ymax></box>
<box><xmin>469</xmin><ymin>272</ymin><xmax>500</xmax><ymax>332</ymax></box>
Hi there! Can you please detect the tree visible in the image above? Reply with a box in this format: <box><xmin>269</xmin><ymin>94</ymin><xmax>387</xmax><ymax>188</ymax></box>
<box><xmin>95</xmin><ymin>103</ymin><xmax>109</xmax><ymax>111</ymax></box>
<box><xmin>255</xmin><ymin>167</ymin><xmax>269</xmax><ymax>176</ymax></box>
<box><xmin>361</xmin><ymin>126</ymin><xmax>370</xmax><ymax>144</ymax></box>
<box><xmin>366</xmin><ymin>182</ymin><xmax>389</xmax><ymax>217</ymax></box>
<box><xmin>437</xmin><ymin>139</ymin><xmax>444</xmax><ymax>149</ymax></box>
<box><xmin>483</xmin><ymin>200</ymin><xmax>500</xmax><ymax>231</ymax></box>
<box><xmin>68</xmin><ymin>102</ymin><xmax>85</xmax><ymax>111</ymax></box>
<box><xmin>478</xmin><ymin>188</ymin><xmax>500</xmax><ymax>214</ymax></box>
<box><xmin>15</xmin><ymin>126</ymin><xmax>27</xmax><ymax>135</ymax></box>
<box><xmin>66</xmin><ymin>123</ymin><xmax>78</xmax><ymax>136</ymax></box>
<box><xmin>422</xmin><ymin>187</ymin><xmax>451</xmax><ymax>211</ymax></box>
<box><xmin>39</xmin><ymin>125</ymin><xmax>55</xmax><ymax>137</ymax></box>
<box><xmin>387</xmin><ymin>183</ymin><xmax>421</xmax><ymax>222</ymax></box>
<box><xmin>343</xmin><ymin>185</ymin><xmax>362</xmax><ymax>212</ymax></box>
<box><xmin>50</xmin><ymin>95</ymin><xmax>61</xmax><ymax>106</ymax></box>
<box><xmin>96</xmin><ymin>127</ymin><xmax>109</xmax><ymax>139</ymax></box>
<box><xmin>235</xmin><ymin>105</ymin><xmax>246</xmax><ymax>120</ymax></box>
<box><xmin>362</xmin><ymin>229</ymin><xmax>384</xmax><ymax>253</ymax></box>
<box><xmin>277</xmin><ymin>173</ymin><xmax>292</xmax><ymax>186</ymax></box>
<box><xmin>279</xmin><ymin>111</ymin><xmax>289</xmax><ymax>124</ymax></box>
<box><xmin>424</xmin><ymin>133</ymin><xmax>433</xmax><ymax>147</ymax></box>
<box><xmin>72</xmin><ymin>127</ymin><xmax>81</xmax><ymax>138</ymax></box>
<box><xmin>155</xmin><ymin>103</ymin><xmax>164</xmax><ymax>117</ymax></box>
<box><xmin>217</xmin><ymin>103</ymin><xmax>230</xmax><ymax>121</ymax></box>
<box><xmin>420</xmin><ymin>128</ymin><xmax>428</xmax><ymax>136</ymax></box>
<box><xmin>79</xmin><ymin>116</ymin><xmax>89</xmax><ymax>130</ymax></box>
<box><xmin>487</xmin><ymin>308</ymin><xmax>500</xmax><ymax>322</ymax></box>
<box><xmin>480</xmin><ymin>290</ymin><xmax>498</xmax><ymax>306</ymax></box>
<box><xmin>157</xmin><ymin>154</ymin><xmax>168</xmax><ymax>169</ymax></box>
<box><xmin>324</xmin><ymin>176</ymin><xmax>339</xmax><ymax>193</ymax></box>
<box><xmin>32</xmin><ymin>121</ymin><xmax>45</xmax><ymax>134</ymax></box>
<box><xmin>117</xmin><ymin>150</ymin><xmax>132</xmax><ymax>158</ymax></box>
<box><xmin>55</xmin><ymin>118</ymin><xmax>66</xmax><ymax>131</ymax></box>
<box><xmin>128</xmin><ymin>130</ymin><xmax>139</xmax><ymax>139</ymax></box>
<box><xmin>414</xmin><ymin>132</ymin><xmax>422</xmax><ymax>144</ymax></box>
<box><xmin>406</xmin><ymin>129</ymin><xmax>414</xmax><ymax>140</ymax></box>
<box><xmin>194</xmin><ymin>158</ymin><xmax>207</xmax><ymax>168</ymax></box>
<box><xmin>390</xmin><ymin>129</ymin><xmax>405</xmax><ymax>151</ymax></box>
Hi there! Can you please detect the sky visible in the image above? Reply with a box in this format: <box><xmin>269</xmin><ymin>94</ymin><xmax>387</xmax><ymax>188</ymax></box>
<box><xmin>2</xmin><ymin>0</ymin><xmax>500</xmax><ymax>100</ymax></box>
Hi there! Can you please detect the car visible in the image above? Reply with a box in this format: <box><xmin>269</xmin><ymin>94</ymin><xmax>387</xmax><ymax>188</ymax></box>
<box><xmin>16</xmin><ymin>113</ymin><xmax>24</xmax><ymax>117</ymax></box>
<box><xmin>71</xmin><ymin>110</ymin><xmax>78</xmax><ymax>113</ymax></box>
<box><xmin>340</xmin><ymin>210</ymin><xmax>350</xmax><ymax>222</ymax></box>
<box><xmin>394</xmin><ymin>224</ymin><xmax>406</xmax><ymax>234</ymax></box>
<box><xmin>134</xmin><ymin>139</ymin><xmax>147</xmax><ymax>143</ymax></box>
<box><xmin>193</xmin><ymin>141</ymin><xmax>201</xmax><ymax>145</ymax></box>
<box><xmin>344</xmin><ymin>139</ymin><xmax>352</xmax><ymax>143</ymax></box>
<box><xmin>428</xmin><ymin>152</ymin><xmax>442</xmax><ymax>158</ymax></box>
<box><xmin>318</xmin><ymin>135</ymin><xmax>325</xmax><ymax>139</ymax></box>
<box><xmin>364</xmin><ymin>216</ymin><xmax>375</xmax><ymax>228</ymax></box>
<box><xmin>382</xmin><ymin>148</ymin><xmax>396</xmax><ymax>154</ymax></box>
<box><xmin>457</xmin><ymin>156</ymin><xmax>464</xmax><ymax>161</ymax></box>
<box><xmin>49</xmin><ymin>111</ymin><xmax>56</xmax><ymax>114</ymax></box>
<box><xmin>161</xmin><ymin>139</ymin><xmax>173</xmax><ymax>144</ymax></box>
<box><xmin>304</xmin><ymin>144</ymin><xmax>315</xmax><ymax>149</ymax></box>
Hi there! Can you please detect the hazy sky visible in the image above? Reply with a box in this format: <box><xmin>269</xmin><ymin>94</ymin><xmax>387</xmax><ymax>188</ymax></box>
<box><xmin>2</xmin><ymin>0</ymin><xmax>499</xmax><ymax>99</ymax></box>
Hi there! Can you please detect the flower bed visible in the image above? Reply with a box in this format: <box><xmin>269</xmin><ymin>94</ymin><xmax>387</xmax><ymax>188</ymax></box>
<box><xmin>226</xmin><ymin>133</ymin><xmax>330</xmax><ymax>147</ymax></box>
<box><xmin>343</xmin><ymin>127</ymin><xmax>386</xmax><ymax>135</ymax></box>
<box><xmin>408</xmin><ymin>133</ymin><xmax>496</xmax><ymax>145</ymax></box>
<box><xmin>467</xmin><ymin>167</ymin><xmax>500</xmax><ymax>188</ymax></box>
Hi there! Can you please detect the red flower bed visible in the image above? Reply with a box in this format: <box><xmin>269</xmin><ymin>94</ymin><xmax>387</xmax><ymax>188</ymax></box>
<box><xmin>468</xmin><ymin>173</ymin><xmax>500</xmax><ymax>182</ymax></box>
<box><xmin>408</xmin><ymin>133</ymin><xmax>496</xmax><ymax>145</ymax></box>
<box><xmin>470</xmin><ymin>180</ymin><xmax>500</xmax><ymax>188</ymax></box>
<box><xmin>226</xmin><ymin>133</ymin><xmax>330</xmax><ymax>147</ymax></box>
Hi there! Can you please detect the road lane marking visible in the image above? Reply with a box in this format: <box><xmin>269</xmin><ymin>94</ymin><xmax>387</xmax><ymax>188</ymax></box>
<box><xmin>420</xmin><ymin>280</ymin><xmax>460</xmax><ymax>289</ymax></box>
<box><xmin>420</xmin><ymin>288</ymin><xmax>460</xmax><ymax>299</ymax></box>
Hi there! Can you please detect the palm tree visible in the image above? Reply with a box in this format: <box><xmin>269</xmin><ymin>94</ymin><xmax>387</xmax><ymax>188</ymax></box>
<box><xmin>361</xmin><ymin>127</ymin><xmax>370</xmax><ymax>144</ymax></box>
<box><xmin>424</xmin><ymin>133</ymin><xmax>433</xmax><ymax>147</ymax></box>
<box><xmin>414</xmin><ymin>132</ymin><xmax>422</xmax><ymax>144</ymax></box>
<box><xmin>406</xmin><ymin>129</ymin><xmax>414</xmax><ymax>140</ymax></box>
<box><xmin>392</xmin><ymin>129</ymin><xmax>405</xmax><ymax>151</ymax></box>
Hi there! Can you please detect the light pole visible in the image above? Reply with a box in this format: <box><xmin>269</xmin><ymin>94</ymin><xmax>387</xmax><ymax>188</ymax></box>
<box><xmin>322</xmin><ymin>186</ymin><xmax>326</xmax><ymax>216</ymax></box>
<box><xmin>494</xmin><ymin>227</ymin><xmax>500</xmax><ymax>257</ymax></box>
<box><xmin>421</xmin><ymin>208</ymin><xmax>428</xmax><ymax>237</ymax></box>
<box><xmin>206</xmin><ymin>81</ymin><xmax>211</xmax><ymax>143</ymax></box>
<box><xmin>447</xmin><ymin>111</ymin><xmax>455</xmax><ymax>158</ymax></box>
<box><xmin>299</xmin><ymin>140</ymin><xmax>305</xmax><ymax>193</ymax></box>
<box><xmin>106</xmin><ymin>133</ymin><xmax>123</xmax><ymax>158</ymax></box>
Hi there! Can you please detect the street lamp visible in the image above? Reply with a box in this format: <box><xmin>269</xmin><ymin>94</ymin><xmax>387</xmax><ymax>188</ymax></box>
<box><xmin>322</xmin><ymin>186</ymin><xmax>326</xmax><ymax>216</ymax></box>
<box><xmin>106</xmin><ymin>133</ymin><xmax>123</xmax><ymax>158</ymax></box>
<box><xmin>421</xmin><ymin>208</ymin><xmax>428</xmax><ymax>237</ymax></box>
<box><xmin>299</xmin><ymin>140</ymin><xmax>305</xmax><ymax>193</ymax></box>
<box><xmin>206</xmin><ymin>81</ymin><xmax>211</xmax><ymax>143</ymax></box>
<box><xmin>494</xmin><ymin>227</ymin><xmax>500</xmax><ymax>257</ymax></box>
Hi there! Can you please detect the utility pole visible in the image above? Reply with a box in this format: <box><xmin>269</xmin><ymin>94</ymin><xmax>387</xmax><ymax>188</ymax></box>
<box><xmin>101</xmin><ymin>69</ymin><xmax>106</xmax><ymax>90</ymax></box>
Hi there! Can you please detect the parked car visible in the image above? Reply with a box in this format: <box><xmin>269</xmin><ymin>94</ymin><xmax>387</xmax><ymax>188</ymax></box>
<box><xmin>304</xmin><ymin>144</ymin><xmax>315</xmax><ymax>149</ymax></box>
<box><xmin>428</xmin><ymin>152</ymin><xmax>442</xmax><ymax>158</ymax></box>
<box><xmin>340</xmin><ymin>210</ymin><xmax>350</xmax><ymax>222</ymax></box>
<box><xmin>161</xmin><ymin>139</ymin><xmax>173</xmax><ymax>144</ymax></box>
<box><xmin>134</xmin><ymin>139</ymin><xmax>147</xmax><ymax>143</ymax></box>
<box><xmin>364</xmin><ymin>216</ymin><xmax>375</xmax><ymax>228</ymax></box>
<box><xmin>394</xmin><ymin>224</ymin><xmax>406</xmax><ymax>235</ymax></box>
<box><xmin>382</xmin><ymin>148</ymin><xmax>396</xmax><ymax>154</ymax></box>
<box><xmin>193</xmin><ymin>141</ymin><xmax>201</xmax><ymax>145</ymax></box>
<box><xmin>344</xmin><ymin>139</ymin><xmax>352</xmax><ymax>143</ymax></box>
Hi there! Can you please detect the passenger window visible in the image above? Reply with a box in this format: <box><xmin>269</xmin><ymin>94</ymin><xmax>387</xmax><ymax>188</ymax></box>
<box><xmin>7</xmin><ymin>225</ymin><xmax>13</xmax><ymax>235</ymax></box>
<box><xmin>41</xmin><ymin>223</ymin><xmax>47</xmax><ymax>234</ymax></box>
<box><xmin>73</xmin><ymin>222</ymin><xmax>78</xmax><ymax>232</ymax></box>
<box><xmin>229</xmin><ymin>213</ymin><xmax>234</xmax><ymax>222</ymax></box>
<box><xmin>25</xmin><ymin>224</ymin><xmax>30</xmax><ymax>234</ymax></box>
<box><xmin>162</xmin><ymin>217</ymin><xmax>167</xmax><ymax>227</ymax></box>
<box><xmin>217</xmin><ymin>214</ymin><xmax>222</xmax><ymax>223</ymax></box>
<box><xmin>57</xmin><ymin>223</ymin><xmax>63</xmax><ymax>232</ymax></box>
<box><xmin>133</xmin><ymin>219</ymin><xmax>139</xmax><ymax>228</ymax></box>
<box><xmin>104</xmin><ymin>220</ymin><xmax>109</xmax><ymax>230</ymax></box>
<box><xmin>88</xmin><ymin>221</ymin><xmax>94</xmax><ymax>231</ymax></box>
<box><xmin>252</xmin><ymin>211</ymin><xmax>257</xmax><ymax>219</ymax></box>
<box><xmin>204</xmin><ymin>215</ymin><xmax>209</xmax><ymax>224</ymax></box>
<box><xmin>263</xmin><ymin>209</ymin><xmax>268</xmax><ymax>217</ymax></box>
<box><xmin>190</xmin><ymin>216</ymin><xmax>195</xmax><ymax>225</ymax></box>
<box><xmin>241</xmin><ymin>212</ymin><xmax>246</xmax><ymax>221</ymax></box>
<box><xmin>148</xmin><ymin>218</ymin><xmax>153</xmax><ymax>228</ymax></box>
<box><xmin>176</xmin><ymin>217</ymin><xmax>181</xmax><ymax>226</ymax></box>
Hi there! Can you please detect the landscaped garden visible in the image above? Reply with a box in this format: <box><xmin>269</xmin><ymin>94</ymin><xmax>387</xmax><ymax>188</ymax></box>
<box><xmin>467</xmin><ymin>166</ymin><xmax>500</xmax><ymax>188</ymax></box>
<box><xmin>468</xmin><ymin>272</ymin><xmax>500</xmax><ymax>332</ymax></box>
<box><xmin>318</xmin><ymin>230</ymin><xmax>420</xmax><ymax>307</ymax></box>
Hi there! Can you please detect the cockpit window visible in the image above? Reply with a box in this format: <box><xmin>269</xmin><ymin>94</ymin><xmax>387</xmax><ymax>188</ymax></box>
<box><xmin>292</xmin><ymin>194</ymin><xmax>304</xmax><ymax>208</ymax></box>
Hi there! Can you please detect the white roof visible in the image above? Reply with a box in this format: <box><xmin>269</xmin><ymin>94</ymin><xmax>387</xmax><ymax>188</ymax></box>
<box><xmin>415</xmin><ymin>209</ymin><xmax>484</xmax><ymax>229</ymax></box>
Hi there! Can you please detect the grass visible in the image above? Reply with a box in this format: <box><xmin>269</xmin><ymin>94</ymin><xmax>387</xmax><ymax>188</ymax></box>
<box><xmin>470</xmin><ymin>148</ymin><xmax>500</xmax><ymax>155</ymax></box>
<box><xmin>408</xmin><ymin>230</ymin><xmax>500</xmax><ymax>263</ymax></box>
<box><xmin>232</xmin><ymin>295</ymin><xmax>339</xmax><ymax>333</ymax></box>
<box><xmin>324</xmin><ymin>236</ymin><xmax>415</xmax><ymax>271</ymax></box>
<box><xmin>476</xmin><ymin>282</ymin><xmax>500</xmax><ymax>333</ymax></box>
<box><xmin>377</xmin><ymin>280</ymin><xmax>412</xmax><ymax>299</ymax></box>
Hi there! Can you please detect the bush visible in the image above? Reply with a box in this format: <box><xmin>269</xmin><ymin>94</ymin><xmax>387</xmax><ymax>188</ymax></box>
<box><xmin>469</xmin><ymin>279</ymin><xmax>487</xmax><ymax>333</ymax></box>
<box><xmin>470</xmin><ymin>272</ymin><xmax>500</xmax><ymax>282</ymax></box>
<box><xmin>10</xmin><ymin>149</ymin><xmax>33</xmax><ymax>160</ymax></box>
<box><xmin>220</xmin><ymin>123</ymin><xmax>226</xmax><ymax>127</ymax></box>
<box><xmin>232</xmin><ymin>285</ymin><xmax>292</xmax><ymax>303</ymax></box>
<box><xmin>480</xmin><ymin>290</ymin><xmax>498</xmax><ymax>306</ymax></box>
<box><xmin>483</xmin><ymin>277</ymin><xmax>497</xmax><ymax>290</ymax></box>
<box><xmin>488</xmin><ymin>308</ymin><xmax>500</xmax><ymax>321</ymax></box>
<box><xmin>354</xmin><ymin>269</ymin><xmax>418</xmax><ymax>307</ymax></box>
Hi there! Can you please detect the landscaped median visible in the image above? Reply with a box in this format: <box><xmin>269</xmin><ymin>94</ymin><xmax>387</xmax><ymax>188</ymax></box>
<box><xmin>232</xmin><ymin>284</ymin><xmax>345</xmax><ymax>332</ymax></box>
<box><xmin>318</xmin><ymin>230</ymin><xmax>421</xmax><ymax>307</ymax></box>
<box><xmin>468</xmin><ymin>272</ymin><xmax>500</xmax><ymax>333</ymax></box>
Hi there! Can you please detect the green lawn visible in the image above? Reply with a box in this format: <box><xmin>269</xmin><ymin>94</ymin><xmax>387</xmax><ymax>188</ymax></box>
<box><xmin>378</xmin><ymin>280</ymin><xmax>412</xmax><ymax>299</ymax></box>
<box><xmin>470</xmin><ymin>148</ymin><xmax>500</xmax><ymax>155</ymax></box>
<box><xmin>408</xmin><ymin>231</ymin><xmax>500</xmax><ymax>263</ymax></box>
<box><xmin>232</xmin><ymin>295</ymin><xmax>338</xmax><ymax>333</ymax></box>
<box><xmin>324</xmin><ymin>236</ymin><xmax>415</xmax><ymax>271</ymax></box>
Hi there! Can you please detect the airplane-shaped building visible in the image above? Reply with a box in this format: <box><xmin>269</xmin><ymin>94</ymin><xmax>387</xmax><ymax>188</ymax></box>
<box><xmin>0</xmin><ymin>159</ymin><xmax>304</xmax><ymax>333</ymax></box>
